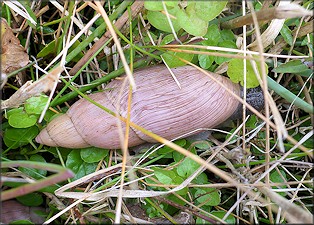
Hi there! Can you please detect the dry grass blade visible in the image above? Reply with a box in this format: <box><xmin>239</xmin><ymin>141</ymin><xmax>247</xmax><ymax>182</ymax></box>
<box><xmin>3</xmin><ymin>1</ymin><xmax>37</xmax><ymax>26</ymax></box>
<box><xmin>2</xmin><ymin>1</ymin><xmax>313</xmax><ymax>224</ymax></box>
<box><xmin>258</xmin><ymin>185</ymin><xmax>313</xmax><ymax>223</ymax></box>
<box><xmin>1</xmin><ymin>66</ymin><xmax>63</xmax><ymax>109</ymax></box>
<box><xmin>221</xmin><ymin>1</ymin><xmax>312</xmax><ymax>29</ymax></box>
<box><xmin>93</xmin><ymin>1</ymin><xmax>135</xmax><ymax>89</ymax></box>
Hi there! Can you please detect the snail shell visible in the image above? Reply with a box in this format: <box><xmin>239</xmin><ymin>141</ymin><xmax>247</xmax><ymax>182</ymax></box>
<box><xmin>36</xmin><ymin>65</ymin><xmax>260</xmax><ymax>149</ymax></box>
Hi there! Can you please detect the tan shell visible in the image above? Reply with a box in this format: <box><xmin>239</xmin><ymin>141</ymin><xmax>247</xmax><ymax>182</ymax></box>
<box><xmin>36</xmin><ymin>66</ymin><xmax>241</xmax><ymax>149</ymax></box>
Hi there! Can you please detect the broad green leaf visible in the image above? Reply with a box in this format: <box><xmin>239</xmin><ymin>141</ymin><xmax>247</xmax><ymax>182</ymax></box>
<box><xmin>4</xmin><ymin>126</ymin><xmax>39</xmax><ymax>149</ymax></box>
<box><xmin>301</xmin><ymin>33</ymin><xmax>313</xmax><ymax>51</ymax></box>
<box><xmin>8</xmin><ymin>110</ymin><xmax>38</xmax><ymax>128</ymax></box>
<box><xmin>144</xmin><ymin>1</ymin><xmax>178</xmax><ymax>11</ymax></box>
<box><xmin>224</xmin><ymin>128</ymin><xmax>239</xmax><ymax>143</ymax></box>
<box><xmin>196</xmin><ymin>210</ymin><xmax>235</xmax><ymax>224</ymax></box>
<box><xmin>214</xmin><ymin>40</ymin><xmax>237</xmax><ymax>64</ymax></box>
<box><xmin>273</xmin><ymin>60</ymin><xmax>312</xmax><ymax>77</ymax></box>
<box><xmin>246</xmin><ymin>115</ymin><xmax>258</xmax><ymax>128</ymax></box>
<box><xmin>3</xmin><ymin>134</ymin><xmax>29</xmax><ymax>149</ymax></box>
<box><xmin>220</xmin><ymin>29</ymin><xmax>235</xmax><ymax>41</ymax></box>
<box><xmin>202</xmin><ymin>24</ymin><xmax>221</xmax><ymax>46</ymax></box>
<box><xmin>193</xmin><ymin>172</ymin><xmax>208</xmax><ymax>184</ymax></box>
<box><xmin>172</xmin><ymin>176</ymin><xmax>188</xmax><ymax>195</ymax></box>
<box><xmin>173</xmin><ymin>150</ymin><xmax>185</xmax><ymax>163</ymax></box>
<box><xmin>160</xmin><ymin>34</ymin><xmax>194</xmax><ymax>67</ymax></box>
<box><xmin>157</xmin><ymin>139</ymin><xmax>186</xmax><ymax>155</ymax></box>
<box><xmin>198</xmin><ymin>54</ymin><xmax>214</xmax><ymax>69</ymax></box>
<box><xmin>176</xmin><ymin>153</ymin><xmax>201</xmax><ymax>178</ymax></box>
<box><xmin>194</xmin><ymin>187</ymin><xmax>220</xmax><ymax>206</ymax></box>
<box><xmin>270</xmin><ymin>170</ymin><xmax>287</xmax><ymax>196</ymax></box>
<box><xmin>167</xmin><ymin>192</ymin><xmax>187</xmax><ymax>206</ymax></box>
<box><xmin>16</xmin><ymin>192</ymin><xmax>43</xmax><ymax>207</ymax></box>
<box><xmin>194</xmin><ymin>141</ymin><xmax>212</xmax><ymax>150</ymax></box>
<box><xmin>5</xmin><ymin>107</ymin><xmax>23</xmax><ymax>119</ymax></box>
<box><xmin>80</xmin><ymin>147</ymin><xmax>109</xmax><ymax>163</ymax></box>
<box><xmin>177</xmin><ymin>5</ymin><xmax>208</xmax><ymax>36</ymax></box>
<box><xmin>147</xmin><ymin>6</ymin><xmax>181</xmax><ymax>33</ymax></box>
<box><xmin>66</xmin><ymin>150</ymin><xmax>98</xmax><ymax>181</ymax></box>
<box><xmin>19</xmin><ymin>155</ymin><xmax>47</xmax><ymax>180</ymax></box>
<box><xmin>227</xmin><ymin>58</ymin><xmax>268</xmax><ymax>88</ymax></box>
<box><xmin>161</xmin><ymin>50</ymin><xmax>194</xmax><ymax>68</ymax></box>
<box><xmin>280</xmin><ymin>24</ymin><xmax>293</xmax><ymax>46</ymax></box>
<box><xmin>160</xmin><ymin>34</ymin><xmax>176</xmax><ymax>45</ymax></box>
<box><xmin>153</xmin><ymin>167</ymin><xmax>175</xmax><ymax>185</ymax></box>
<box><xmin>25</xmin><ymin>95</ymin><xmax>49</xmax><ymax>115</ymax></box>
<box><xmin>194</xmin><ymin>1</ymin><xmax>227</xmax><ymax>22</ymax></box>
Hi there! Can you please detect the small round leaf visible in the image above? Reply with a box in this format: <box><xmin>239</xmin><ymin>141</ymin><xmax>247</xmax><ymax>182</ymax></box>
<box><xmin>80</xmin><ymin>147</ymin><xmax>109</xmax><ymax>163</ymax></box>
<box><xmin>8</xmin><ymin>110</ymin><xmax>38</xmax><ymax>128</ymax></box>
<box><xmin>25</xmin><ymin>95</ymin><xmax>49</xmax><ymax>115</ymax></box>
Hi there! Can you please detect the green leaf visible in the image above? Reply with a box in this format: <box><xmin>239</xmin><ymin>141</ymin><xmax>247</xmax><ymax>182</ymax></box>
<box><xmin>37</xmin><ymin>37</ymin><xmax>84</xmax><ymax>62</ymax></box>
<box><xmin>214</xmin><ymin>40</ymin><xmax>237</xmax><ymax>64</ymax></box>
<box><xmin>194</xmin><ymin>1</ymin><xmax>228</xmax><ymax>22</ymax></box>
<box><xmin>5</xmin><ymin>107</ymin><xmax>23</xmax><ymax>119</ymax></box>
<box><xmin>301</xmin><ymin>33</ymin><xmax>313</xmax><ymax>47</ymax></box>
<box><xmin>3</xmin><ymin>126</ymin><xmax>39</xmax><ymax>149</ymax></box>
<box><xmin>227</xmin><ymin>58</ymin><xmax>268</xmax><ymax>88</ymax></box>
<box><xmin>147</xmin><ymin>6</ymin><xmax>181</xmax><ymax>33</ymax></box>
<box><xmin>172</xmin><ymin>175</ymin><xmax>188</xmax><ymax>195</ymax></box>
<box><xmin>173</xmin><ymin>151</ymin><xmax>185</xmax><ymax>163</ymax></box>
<box><xmin>161</xmin><ymin>50</ymin><xmax>194</xmax><ymax>68</ymax></box>
<box><xmin>80</xmin><ymin>147</ymin><xmax>109</xmax><ymax>163</ymax></box>
<box><xmin>66</xmin><ymin>150</ymin><xmax>98</xmax><ymax>181</ymax></box>
<box><xmin>273</xmin><ymin>60</ymin><xmax>312</xmax><ymax>77</ymax></box>
<box><xmin>196</xmin><ymin>210</ymin><xmax>235</xmax><ymax>224</ymax></box>
<box><xmin>153</xmin><ymin>167</ymin><xmax>175</xmax><ymax>185</ymax></box>
<box><xmin>246</xmin><ymin>115</ymin><xmax>258</xmax><ymax>128</ymax></box>
<box><xmin>194</xmin><ymin>141</ymin><xmax>212</xmax><ymax>150</ymax></box>
<box><xmin>194</xmin><ymin>187</ymin><xmax>220</xmax><ymax>206</ymax></box>
<box><xmin>202</xmin><ymin>24</ymin><xmax>221</xmax><ymax>46</ymax></box>
<box><xmin>37</xmin><ymin>26</ymin><xmax>55</xmax><ymax>34</ymax></box>
<box><xmin>25</xmin><ymin>95</ymin><xmax>49</xmax><ymax>115</ymax></box>
<box><xmin>270</xmin><ymin>170</ymin><xmax>287</xmax><ymax>196</ymax></box>
<box><xmin>220</xmin><ymin>29</ymin><xmax>235</xmax><ymax>41</ymax></box>
<box><xmin>19</xmin><ymin>155</ymin><xmax>47</xmax><ymax>180</ymax></box>
<box><xmin>8</xmin><ymin>110</ymin><xmax>38</xmax><ymax>128</ymax></box>
<box><xmin>177</xmin><ymin>5</ymin><xmax>208</xmax><ymax>36</ymax></box>
<box><xmin>157</xmin><ymin>139</ymin><xmax>186</xmax><ymax>155</ymax></box>
<box><xmin>280</xmin><ymin>24</ymin><xmax>293</xmax><ymax>46</ymax></box>
<box><xmin>16</xmin><ymin>192</ymin><xmax>43</xmax><ymax>207</ymax></box>
<box><xmin>144</xmin><ymin>1</ymin><xmax>178</xmax><ymax>11</ymax></box>
<box><xmin>193</xmin><ymin>172</ymin><xmax>208</xmax><ymax>185</ymax></box>
<box><xmin>198</xmin><ymin>54</ymin><xmax>214</xmax><ymax>69</ymax></box>
<box><xmin>160</xmin><ymin>34</ymin><xmax>194</xmax><ymax>67</ymax></box>
<box><xmin>176</xmin><ymin>152</ymin><xmax>201</xmax><ymax>178</ymax></box>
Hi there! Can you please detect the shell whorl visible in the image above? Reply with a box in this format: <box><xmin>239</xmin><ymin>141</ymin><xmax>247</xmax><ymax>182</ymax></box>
<box><xmin>36</xmin><ymin>65</ymin><xmax>242</xmax><ymax>149</ymax></box>
<box><xmin>35</xmin><ymin>114</ymin><xmax>90</xmax><ymax>148</ymax></box>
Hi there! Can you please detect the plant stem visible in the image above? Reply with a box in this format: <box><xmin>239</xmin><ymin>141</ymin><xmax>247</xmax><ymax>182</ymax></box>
<box><xmin>267</xmin><ymin>76</ymin><xmax>314</xmax><ymax>114</ymax></box>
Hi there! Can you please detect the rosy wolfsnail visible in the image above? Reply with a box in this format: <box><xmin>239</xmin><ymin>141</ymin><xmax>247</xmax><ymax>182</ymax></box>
<box><xmin>36</xmin><ymin>65</ymin><xmax>264</xmax><ymax>149</ymax></box>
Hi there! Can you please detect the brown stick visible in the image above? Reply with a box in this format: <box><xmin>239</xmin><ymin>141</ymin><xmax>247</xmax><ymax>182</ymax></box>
<box><xmin>68</xmin><ymin>1</ymin><xmax>144</xmax><ymax>76</ymax></box>
<box><xmin>221</xmin><ymin>7</ymin><xmax>278</xmax><ymax>29</ymax></box>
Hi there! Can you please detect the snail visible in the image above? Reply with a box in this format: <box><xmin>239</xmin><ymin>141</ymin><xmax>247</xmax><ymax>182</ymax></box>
<box><xmin>36</xmin><ymin>65</ymin><xmax>264</xmax><ymax>149</ymax></box>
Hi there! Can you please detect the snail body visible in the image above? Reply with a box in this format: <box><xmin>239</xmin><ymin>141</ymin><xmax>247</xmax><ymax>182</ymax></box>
<box><xmin>36</xmin><ymin>65</ymin><xmax>262</xmax><ymax>149</ymax></box>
